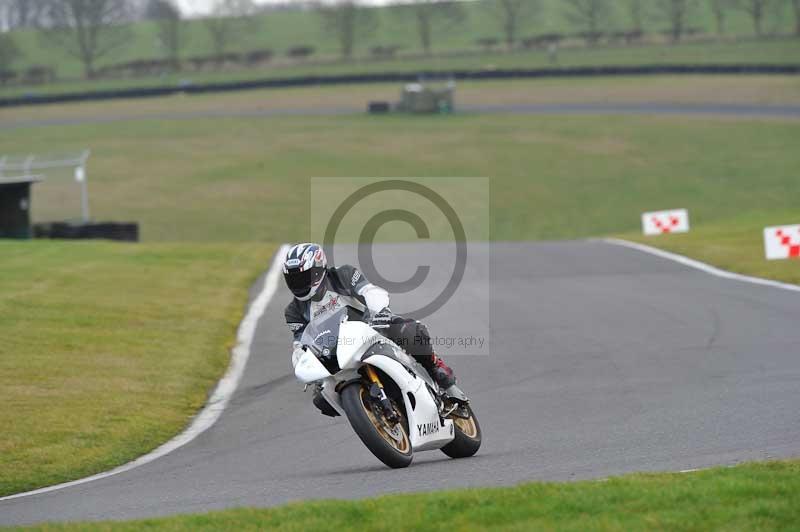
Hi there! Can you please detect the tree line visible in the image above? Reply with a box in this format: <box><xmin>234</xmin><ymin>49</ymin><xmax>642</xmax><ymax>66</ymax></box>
<box><xmin>1</xmin><ymin>0</ymin><xmax>799</xmax><ymax>82</ymax></box>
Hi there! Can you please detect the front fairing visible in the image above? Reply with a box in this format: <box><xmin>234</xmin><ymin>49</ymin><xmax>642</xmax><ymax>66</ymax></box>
<box><xmin>336</xmin><ymin>320</ymin><xmax>384</xmax><ymax>370</ymax></box>
<box><xmin>295</xmin><ymin>350</ymin><xmax>332</xmax><ymax>383</ymax></box>
<box><xmin>298</xmin><ymin>308</ymin><xmax>349</xmax><ymax>374</ymax></box>
<box><xmin>299</xmin><ymin>308</ymin><xmax>347</xmax><ymax>356</ymax></box>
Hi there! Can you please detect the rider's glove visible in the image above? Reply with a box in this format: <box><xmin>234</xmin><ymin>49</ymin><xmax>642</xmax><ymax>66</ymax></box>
<box><xmin>291</xmin><ymin>342</ymin><xmax>305</xmax><ymax>369</ymax></box>
<box><xmin>369</xmin><ymin>307</ymin><xmax>394</xmax><ymax>330</ymax></box>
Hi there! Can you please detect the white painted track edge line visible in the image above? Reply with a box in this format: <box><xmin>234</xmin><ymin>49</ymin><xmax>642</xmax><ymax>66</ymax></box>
<box><xmin>601</xmin><ymin>238</ymin><xmax>800</xmax><ymax>293</ymax></box>
<box><xmin>0</xmin><ymin>243</ymin><xmax>291</xmax><ymax>503</ymax></box>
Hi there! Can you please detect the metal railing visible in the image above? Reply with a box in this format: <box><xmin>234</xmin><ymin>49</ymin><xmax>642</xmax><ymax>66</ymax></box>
<box><xmin>0</xmin><ymin>150</ymin><xmax>91</xmax><ymax>222</ymax></box>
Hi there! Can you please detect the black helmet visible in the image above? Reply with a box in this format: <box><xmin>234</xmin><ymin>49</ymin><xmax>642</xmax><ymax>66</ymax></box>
<box><xmin>283</xmin><ymin>243</ymin><xmax>327</xmax><ymax>301</ymax></box>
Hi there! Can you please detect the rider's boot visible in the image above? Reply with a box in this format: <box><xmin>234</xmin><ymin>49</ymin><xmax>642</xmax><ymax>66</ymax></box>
<box><xmin>427</xmin><ymin>354</ymin><xmax>470</xmax><ymax>402</ymax></box>
<box><xmin>428</xmin><ymin>353</ymin><xmax>456</xmax><ymax>390</ymax></box>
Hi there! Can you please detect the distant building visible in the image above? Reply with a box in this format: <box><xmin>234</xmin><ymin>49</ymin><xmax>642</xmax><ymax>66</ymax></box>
<box><xmin>0</xmin><ymin>175</ymin><xmax>42</xmax><ymax>239</ymax></box>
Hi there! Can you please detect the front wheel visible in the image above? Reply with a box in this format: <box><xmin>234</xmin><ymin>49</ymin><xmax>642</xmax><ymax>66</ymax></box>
<box><xmin>441</xmin><ymin>404</ymin><xmax>482</xmax><ymax>459</ymax></box>
<box><xmin>341</xmin><ymin>382</ymin><xmax>413</xmax><ymax>469</ymax></box>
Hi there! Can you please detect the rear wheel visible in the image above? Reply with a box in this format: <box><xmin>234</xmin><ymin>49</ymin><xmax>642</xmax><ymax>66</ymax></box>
<box><xmin>341</xmin><ymin>382</ymin><xmax>413</xmax><ymax>469</ymax></box>
<box><xmin>441</xmin><ymin>404</ymin><xmax>482</xmax><ymax>459</ymax></box>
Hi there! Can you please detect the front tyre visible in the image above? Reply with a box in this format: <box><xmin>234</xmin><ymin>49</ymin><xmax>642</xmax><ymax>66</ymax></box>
<box><xmin>341</xmin><ymin>382</ymin><xmax>413</xmax><ymax>469</ymax></box>
<box><xmin>441</xmin><ymin>404</ymin><xmax>482</xmax><ymax>459</ymax></box>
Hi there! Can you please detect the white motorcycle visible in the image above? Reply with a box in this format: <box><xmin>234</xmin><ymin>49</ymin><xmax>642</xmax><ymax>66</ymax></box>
<box><xmin>294</xmin><ymin>307</ymin><xmax>482</xmax><ymax>468</ymax></box>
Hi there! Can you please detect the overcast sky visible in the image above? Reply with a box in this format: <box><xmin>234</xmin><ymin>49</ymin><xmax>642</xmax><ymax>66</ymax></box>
<box><xmin>176</xmin><ymin>0</ymin><xmax>396</xmax><ymax>16</ymax></box>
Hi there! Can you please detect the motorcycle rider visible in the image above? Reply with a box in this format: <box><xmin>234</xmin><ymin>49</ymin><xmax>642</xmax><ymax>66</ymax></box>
<box><xmin>282</xmin><ymin>243</ymin><xmax>458</xmax><ymax>416</ymax></box>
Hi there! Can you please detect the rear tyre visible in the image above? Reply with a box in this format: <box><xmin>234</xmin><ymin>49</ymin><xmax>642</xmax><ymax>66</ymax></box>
<box><xmin>441</xmin><ymin>404</ymin><xmax>482</xmax><ymax>459</ymax></box>
<box><xmin>341</xmin><ymin>382</ymin><xmax>413</xmax><ymax>469</ymax></box>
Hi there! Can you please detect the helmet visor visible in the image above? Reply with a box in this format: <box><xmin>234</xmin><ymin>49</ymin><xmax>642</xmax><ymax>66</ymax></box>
<box><xmin>284</xmin><ymin>267</ymin><xmax>324</xmax><ymax>298</ymax></box>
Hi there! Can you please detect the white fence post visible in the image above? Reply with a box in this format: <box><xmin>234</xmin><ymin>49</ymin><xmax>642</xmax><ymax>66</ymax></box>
<box><xmin>80</xmin><ymin>150</ymin><xmax>91</xmax><ymax>222</ymax></box>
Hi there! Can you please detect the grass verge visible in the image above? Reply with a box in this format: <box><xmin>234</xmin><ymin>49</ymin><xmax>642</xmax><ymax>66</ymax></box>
<box><xmin>6</xmin><ymin>460</ymin><xmax>799</xmax><ymax>531</ymax></box>
<box><xmin>621</xmin><ymin>215</ymin><xmax>800</xmax><ymax>286</ymax></box>
<box><xmin>0</xmin><ymin>241</ymin><xmax>274</xmax><ymax>497</ymax></box>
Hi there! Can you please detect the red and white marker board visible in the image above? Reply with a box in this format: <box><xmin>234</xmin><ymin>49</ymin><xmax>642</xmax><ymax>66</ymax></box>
<box><xmin>642</xmin><ymin>209</ymin><xmax>689</xmax><ymax>236</ymax></box>
<box><xmin>764</xmin><ymin>224</ymin><xmax>800</xmax><ymax>260</ymax></box>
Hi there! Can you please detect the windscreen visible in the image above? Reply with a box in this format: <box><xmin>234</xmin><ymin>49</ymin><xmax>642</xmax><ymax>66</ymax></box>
<box><xmin>299</xmin><ymin>308</ymin><xmax>347</xmax><ymax>357</ymax></box>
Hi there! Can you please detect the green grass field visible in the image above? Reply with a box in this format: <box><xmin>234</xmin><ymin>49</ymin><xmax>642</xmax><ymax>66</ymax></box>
<box><xmin>0</xmin><ymin>241</ymin><xmax>274</xmax><ymax>496</ymax></box>
<box><xmin>1</xmin><ymin>89</ymin><xmax>798</xmax><ymax>286</ymax></box>
<box><xmin>6</xmin><ymin>460</ymin><xmax>799</xmax><ymax>531</ymax></box>
<box><xmin>1</xmin><ymin>111</ymin><xmax>797</xmax><ymax>243</ymax></box>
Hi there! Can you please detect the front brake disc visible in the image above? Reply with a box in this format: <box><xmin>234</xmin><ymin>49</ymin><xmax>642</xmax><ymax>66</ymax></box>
<box><xmin>384</xmin><ymin>423</ymin><xmax>405</xmax><ymax>443</ymax></box>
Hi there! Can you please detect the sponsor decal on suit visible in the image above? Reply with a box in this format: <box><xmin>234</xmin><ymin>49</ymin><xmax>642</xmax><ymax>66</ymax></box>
<box><xmin>312</xmin><ymin>295</ymin><xmax>340</xmax><ymax>318</ymax></box>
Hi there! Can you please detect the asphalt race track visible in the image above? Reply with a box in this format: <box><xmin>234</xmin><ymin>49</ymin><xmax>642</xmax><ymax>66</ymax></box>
<box><xmin>2</xmin><ymin>241</ymin><xmax>799</xmax><ymax>526</ymax></box>
<box><xmin>2</xmin><ymin>102</ymin><xmax>799</xmax><ymax>130</ymax></box>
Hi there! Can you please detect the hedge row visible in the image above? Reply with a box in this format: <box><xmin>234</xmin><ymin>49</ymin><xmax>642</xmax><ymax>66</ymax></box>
<box><xmin>2</xmin><ymin>64</ymin><xmax>798</xmax><ymax>108</ymax></box>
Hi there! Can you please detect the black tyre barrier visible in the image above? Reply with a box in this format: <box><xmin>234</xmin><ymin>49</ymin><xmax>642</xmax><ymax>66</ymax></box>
<box><xmin>368</xmin><ymin>101</ymin><xmax>391</xmax><ymax>114</ymax></box>
<box><xmin>2</xmin><ymin>64</ymin><xmax>798</xmax><ymax>108</ymax></box>
<box><xmin>34</xmin><ymin>222</ymin><xmax>139</xmax><ymax>242</ymax></box>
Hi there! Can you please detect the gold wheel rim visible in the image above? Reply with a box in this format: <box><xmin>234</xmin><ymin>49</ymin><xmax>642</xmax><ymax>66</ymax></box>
<box><xmin>453</xmin><ymin>413</ymin><xmax>478</xmax><ymax>439</ymax></box>
<box><xmin>359</xmin><ymin>386</ymin><xmax>410</xmax><ymax>454</ymax></box>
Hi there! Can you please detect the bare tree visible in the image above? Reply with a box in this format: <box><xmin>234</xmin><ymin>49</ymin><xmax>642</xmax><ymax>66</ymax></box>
<box><xmin>318</xmin><ymin>0</ymin><xmax>377</xmax><ymax>60</ymax></box>
<box><xmin>735</xmin><ymin>0</ymin><xmax>776</xmax><ymax>36</ymax></box>
<box><xmin>488</xmin><ymin>0</ymin><xmax>541</xmax><ymax>50</ymax></box>
<box><xmin>0</xmin><ymin>0</ymin><xmax>9</xmax><ymax>31</ymax></box>
<box><xmin>564</xmin><ymin>0</ymin><xmax>614</xmax><ymax>44</ymax></box>
<box><xmin>626</xmin><ymin>0</ymin><xmax>648</xmax><ymax>32</ymax></box>
<box><xmin>203</xmin><ymin>0</ymin><xmax>258</xmax><ymax>58</ymax></box>
<box><xmin>709</xmin><ymin>0</ymin><xmax>735</xmax><ymax>35</ymax></box>
<box><xmin>654</xmin><ymin>0</ymin><xmax>697</xmax><ymax>42</ymax></box>
<box><xmin>0</xmin><ymin>31</ymin><xmax>20</xmax><ymax>73</ymax></box>
<box><xmin>41</xmin><ymin>0</ymin><xmax>134</xmax><ymax>79</ymax></box>
<box><xmin>5</xmin><ymin>0</ymin><xmax>50</xmax><ymax>29</ymax></box>
<box><xmin>147</xmin><ymin>0</ymin><xmax>184</xmax><ymax>68</ymax></box>
<box><xmin>764</xmin><ymin>0</ymin><xmax>789</xmax><ymax>34</ymax></box>
<box><xmin>402</xmin><ymin>0</ymin><xmax>465</xmax><ymax>55</ymax></box>
<box><xmin>10</xmin><ymin>0</ymin><xmax>45</xmax><ymax>28</ymax></box>
<box><xmin>142</xmin><ymin>0</ymin><xmax>167</xmax><ymax>19</ymax></box>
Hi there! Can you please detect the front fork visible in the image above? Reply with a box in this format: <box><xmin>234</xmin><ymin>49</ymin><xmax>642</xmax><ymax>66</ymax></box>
<box><xmin>365</xmin><ymin>365</ymin><xmax>400</xmax><ymax>424</ymax></box>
